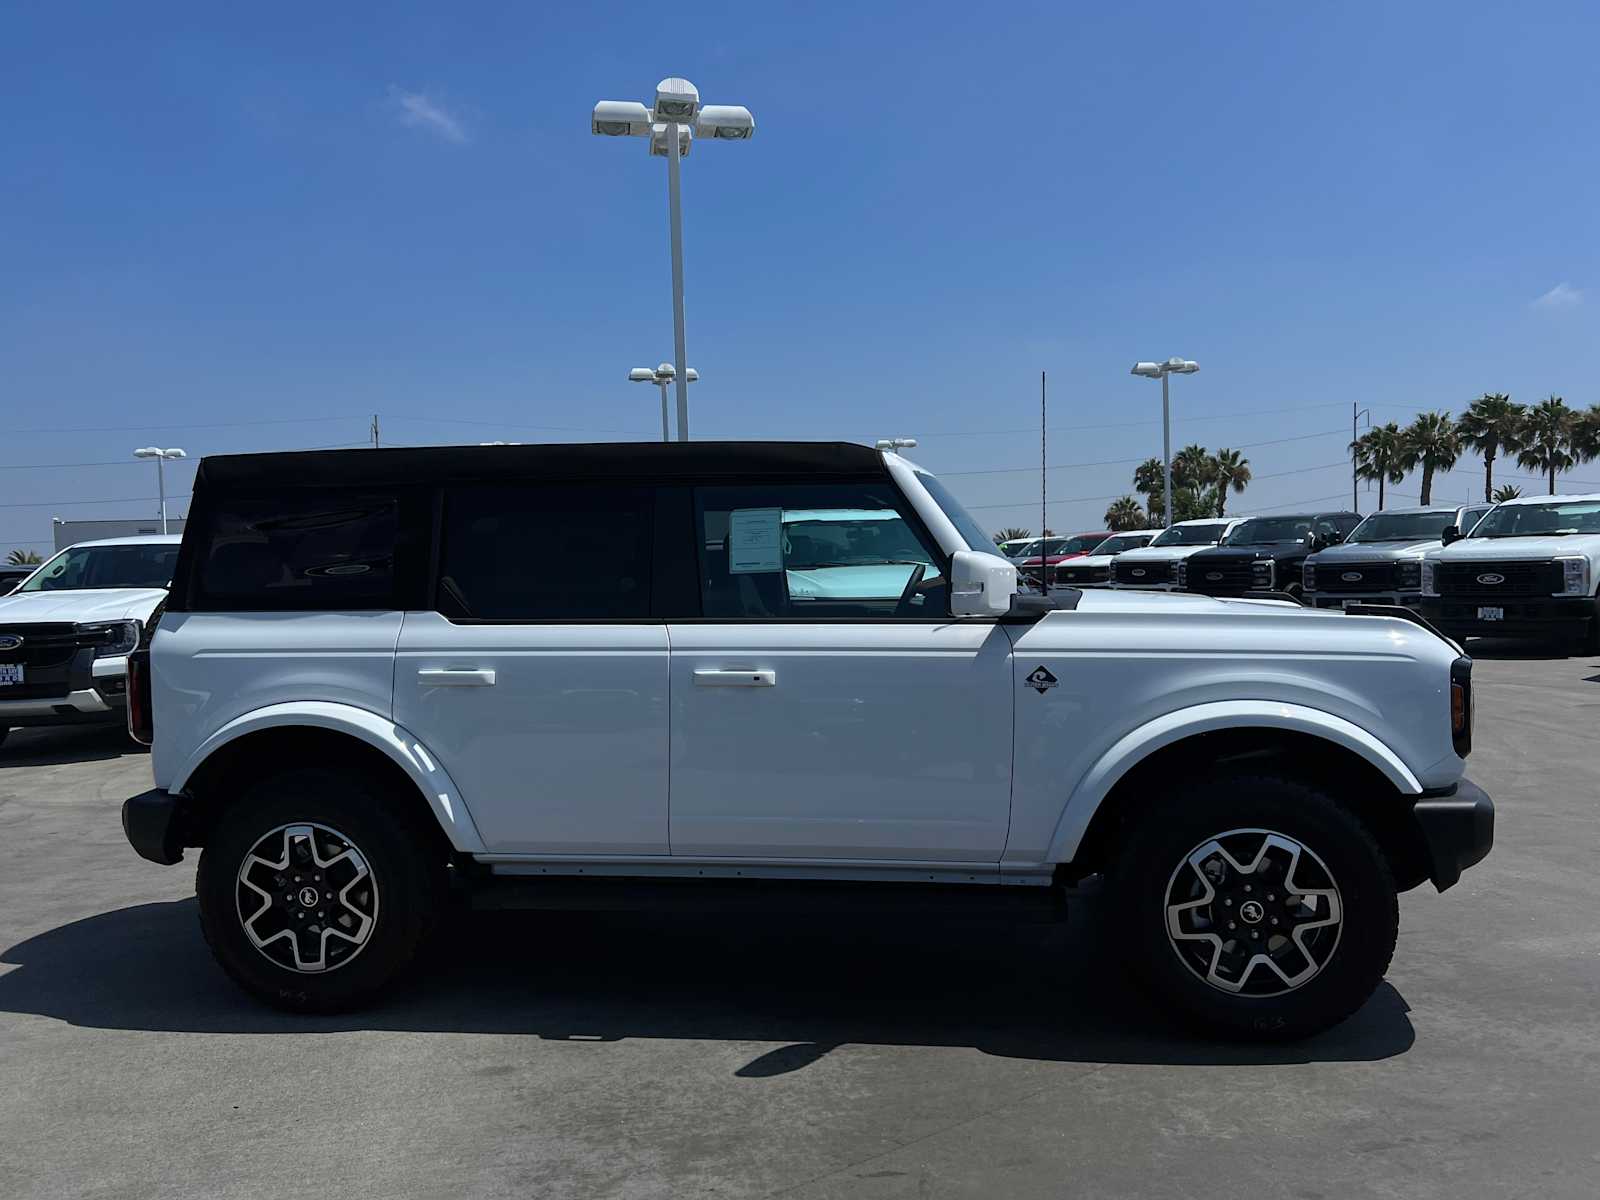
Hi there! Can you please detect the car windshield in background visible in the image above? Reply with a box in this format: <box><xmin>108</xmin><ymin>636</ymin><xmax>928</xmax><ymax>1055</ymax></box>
<box><xmin>1347</xmin><ymin>511</ymin><xmax>1456</xmax><ymax>542</ymax></box>
<box><xmin>1223</xmin><ymin>517</ymin><xmax>1312</xmax><ymax>546</ymax></box>
<box><xmin>1058</xmin><ymin>534</ymin><xmax>1106</xmax><ymax>554</ymax></box>
<box><xmin>19</xmin><ymin>544</ymin><xmax>179</xmax><ymax>592</ymax></box>
<box><xmin>1469</xmin><ymin>501</ymin><xmax>1600</xmax><ymax>538</ymax></box>
<box><xmin>782</xmin><ymin>511</ymin><xmax>932</xmax><ymax>569</ymax></box>
<box><xmin>1093</xmin><ymin>534</ymin><xmax>1148</xmax><ymax>555</ymax></box>
<box><xmin>1151</xmin><ymin>522</ymin><xmax>1229</xmax><ymax>547</ymax></box>
<box><xmin>913</xmin><ymin>471</ymin><xmax>993</xmax><ymax>553</ymax></box>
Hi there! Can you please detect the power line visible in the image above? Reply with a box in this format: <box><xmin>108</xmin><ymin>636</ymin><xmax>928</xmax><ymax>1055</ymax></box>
<box><xmin>7</xmin><ymin>415</ymin><xmax>364</xmax><ymax>436</ymax></box>
<box><xmin>0</xmin><ymin>495</ymin><xmax>162</xmax><ymax>510</ymax></box>
<box><xmin>938</xmin><ymin>428</ymin><xmax>1347</xmax><ymax>478</ymax></box>
<box><xmin>914</xmin><ymin>401</ymin><xmax>1354</xmax><ymax>439</ymax></box>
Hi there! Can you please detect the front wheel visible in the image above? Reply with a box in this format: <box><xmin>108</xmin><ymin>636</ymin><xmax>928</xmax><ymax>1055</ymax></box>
<box><xmin>1106</xmin><ymin>772</ymin><xmax>1398</xmax><ymax>1040</ymax></box>
<box><xmin>196</xmin><ymin>767</ymin><xmax>444</xmax><ymax>1012</ymax></box>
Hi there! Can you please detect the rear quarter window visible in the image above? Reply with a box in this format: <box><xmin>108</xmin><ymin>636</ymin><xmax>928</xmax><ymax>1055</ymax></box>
<box><xmin>189</xmin><ymin>490</ymin><xmax>407</xmax><ymax>611</ymax></box>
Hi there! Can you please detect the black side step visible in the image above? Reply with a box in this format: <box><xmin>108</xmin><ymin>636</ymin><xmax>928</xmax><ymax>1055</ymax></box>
<box><xmin>468</xmin><ymin>876</ymin><xmax>1067</xmax><ymax>922</ymax></box>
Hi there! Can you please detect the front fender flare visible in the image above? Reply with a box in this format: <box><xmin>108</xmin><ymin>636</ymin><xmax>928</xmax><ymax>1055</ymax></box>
<box><xmin>171</xmin><ymin>701</ymin><xmax>485</xmax><ymax>853</ymax></box>
<box><xmin>1045</xmin><ymin>700</ymin><xmax>1423</xmax><ymax>863</ymax></box>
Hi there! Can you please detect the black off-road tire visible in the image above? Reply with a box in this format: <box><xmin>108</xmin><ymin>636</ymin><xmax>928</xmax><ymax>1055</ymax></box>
<box><xmin>1105</xmin><ymin>771</ymin><xmax>1399</xmax><ymax>1041</ymax></box>
<box><xmin>196</xmin><ymin>766</ymin><xmax>445</xmax><ymax>1012</ymax></box>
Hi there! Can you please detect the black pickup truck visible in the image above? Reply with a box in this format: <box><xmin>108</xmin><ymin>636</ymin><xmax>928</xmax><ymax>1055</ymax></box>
<box><xmin>1178</xmin><ymin>511</ymin><xmax>1363</xmax><ymax>598</ymax></box>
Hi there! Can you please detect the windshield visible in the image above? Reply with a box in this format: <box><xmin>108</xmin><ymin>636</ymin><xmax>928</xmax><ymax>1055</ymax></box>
<box><xmin>1056</xmin><ymin>533</ymin><xmax>1109</xmax><ymax>555</ymax></box>
<box><xmin>1468</xmin><ymin>501</ymin><xmax>1600</xmax><ymax>538</ymax></box>
<box><xmin>1151</xmin><ymin>522</ymin><xmax>1229</xmax><ymax>547</ymax></box>
<box><xmin>1223</xmin><ymin>517</ymin><xmax>1314</xmax><ymax>546</ymax></box>
<box><xmin>913</xmin><ymin>471</ymin><xmax>993</xmax><ymax>553</ymax></box>
<box><xmin>1347</xmin><ymin>511</ymin><xmax>1455</xmax><ymax>543</ymax></box>
<box><xmin>20</xmin><ymin>544</ymin><xmax>179</xmax><ymax>592</ymax></box>
<box><xmin>1458</xmin><ymin>505</ymin><xmax>1493</xmax><ymax>534</ymax></box>
<box><xmin>1092</xmin><ymin>533</ymin><xmax>1152</xmax><ymax>555</ymax></box>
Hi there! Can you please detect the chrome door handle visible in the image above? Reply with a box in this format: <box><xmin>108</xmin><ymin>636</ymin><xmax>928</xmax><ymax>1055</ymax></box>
<box><xmin>417</xmin><ymin>668</ymin><xmax>497</xmax><ymax>687</ymax></box>
<box><xmin>693</xmin><ymin>668</ymin><xmax>776</xmax><ymax>687</ymax></box>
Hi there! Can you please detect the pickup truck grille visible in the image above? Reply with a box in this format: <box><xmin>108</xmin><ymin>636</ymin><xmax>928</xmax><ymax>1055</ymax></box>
<box><xmin>1114</xmin><ymin>560</ymin><xmax>1170</xmax><ymax>585</ymax></box>
<box><xmin>1054</xmin><ymin>563</ymin><xmax>1108</xmax><ymax>585</ymax></box>
<box><xmin>1186</xmin><ymin>560</ymin><xmax>1258</xmax><ymax>595</ymax></box>
<box><xmin>0</xmin><ymin>623</ymin><xmax>98</xmax><ymax>701</ymax></box>
<box><xmin>1311</xmin><ymin>561</ymin><xmax>1393</xmax><ymax>593</ymax></box>
<box><xmin>1435</xmin><ymin>560</ymin><xmax>1561</xmax><ymax>597</ymax></box>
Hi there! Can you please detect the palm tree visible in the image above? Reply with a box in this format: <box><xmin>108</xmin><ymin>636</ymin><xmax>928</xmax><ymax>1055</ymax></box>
<box><xmin>993</xmin><ymin>527</ymin><xmax>1031</xmax><ymax>545</ymax></box>
<box><xmin>1516</xmin><ymin>395</ymin><xmax>1580</xmax><ymax>494</ymax></box>
<box><xmin>1104</xmin><ymin>496</ymin><xmax>1145</xmax><ymax>531</ymax></box>
<box><xmin>1210</xmin><ymin>448</ymin><xmax>1251</xmax><ymax>516</ymax></box>
<box><xmin>1396</xmin><ymin>411</ymin><xmax>1461</xmax><ymax>506</ymax></box>
<box><xmin>6</xmin><ymin>549</ymin><xmax>41</xmax><ymax>566</ymax></box>
<box><xmin>1173</xmin><ymin>443</ymin><xmax>1214</xmax><ymax>492</ymax></box>
<box><xmin>1351</xmin><ymin>423</ymin><xmax>1407</xmax><ymax>510</ymax></box>
<box><xmin>1456</xmin><ymin>393</ymin><xmax>1525</xmax><ymax>503</ymax></box>
<box><xmin>1491</xmin><ymin>484</ymin><xmax>1522</xmax><ymax>502</ymax></box>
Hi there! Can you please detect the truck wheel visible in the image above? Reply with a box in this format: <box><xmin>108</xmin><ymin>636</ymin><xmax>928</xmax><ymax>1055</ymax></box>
<box><xmin>196</xmin><ymin>767</ymin><xmax>444</xmax><ymax>1012</ymax></box>
<box><xmin>1106</xmin><ymin>772</ymin><xmax>1398</xmax><ymax>1041</ymax></box>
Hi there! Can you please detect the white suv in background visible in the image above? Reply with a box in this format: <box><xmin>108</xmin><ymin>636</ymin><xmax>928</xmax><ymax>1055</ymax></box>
<box><xmin>0</xmin><ymin>536</ymin><xmax>181</xmax><ymax>750</ymax></box>
<box><xmin>1106</xmin><ymin>518</ymin><xmax>1239</xmax><ymax>590</ymax></box>
<box><xmin>121</xmin><ymin>442</ymin><xmax>1490</xmax><ymax>1040</ymax></box>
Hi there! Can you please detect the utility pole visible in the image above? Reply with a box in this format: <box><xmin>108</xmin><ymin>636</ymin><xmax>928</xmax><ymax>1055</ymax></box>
<box><xmin>1041</xmin><ymin>371</ymin><xmax>1047</xmax><ymax>548</ymax></box>
<box><xmin>1351</xmin><ymin>404</ymin><xmax>1371</xmax><ymax>512</ymax></box>
<box><xmin>371</xmin><ymin>414</ymin><xmax>381</xmax><ymax>449</ymax></box>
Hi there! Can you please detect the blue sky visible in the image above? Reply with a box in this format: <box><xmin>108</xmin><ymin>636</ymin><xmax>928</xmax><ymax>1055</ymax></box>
<box><xmin>4</xmin><ymin>1</ymin><xmax>1598</xmax><ymax>552</ymax></box>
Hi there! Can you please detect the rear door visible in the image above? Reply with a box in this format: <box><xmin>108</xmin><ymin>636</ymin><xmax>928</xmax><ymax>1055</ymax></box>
<box><xmin>392</xmin><ymin>482</ymin><xmax>669</xmax><ymax>855</ymax></box>
<box><xmin>667</xmin><ymin>480</ymin><xmax>1014</xmax><ymax>862</ymax></box>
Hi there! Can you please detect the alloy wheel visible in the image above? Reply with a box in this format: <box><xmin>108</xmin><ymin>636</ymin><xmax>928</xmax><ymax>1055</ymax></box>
<box><xmin>1164</xmin><ymin>828</ymin><xmax>1343</xmax><ymax>996</ymax></box>
<box><xmin>235</xmin><ymin>822</ymin><xmax>378</xmax><ymax>973</ymax></box>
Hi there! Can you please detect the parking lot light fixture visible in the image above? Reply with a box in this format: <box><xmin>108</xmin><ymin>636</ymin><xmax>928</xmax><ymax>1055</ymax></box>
<box><xmin>630</xmin><ymin>363</ymin><xmax>698</xmax><ymax>442</ymax></box>
<box><xmin>1129</xmin><ymin>359</ymin><xmax>1200</xmax><ymax>528</ymax></box>
<box><xmin>132</xmin><ymin>447</ymin><xmax>187</xmax><ymax>534</ymax></box>
<box><xmin>875</xmin><ymin>438</ymin><xmax>918</xmax><ymax>455</ymax></box>
<box><xmin>592</xmin><ymin>78</ymin><xmax>754</xmax><ymax>442</ymax></box>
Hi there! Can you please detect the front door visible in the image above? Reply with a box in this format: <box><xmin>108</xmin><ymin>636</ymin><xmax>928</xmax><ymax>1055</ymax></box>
<box><xmin>392</xmin><ymin>482</ymin><xmax>668</xmax><ymax>855</ymax></box>
<box><xmin>667</xmin><ymin>481</ymin><xmax>1014</xmax><ymax>861</ymax></box>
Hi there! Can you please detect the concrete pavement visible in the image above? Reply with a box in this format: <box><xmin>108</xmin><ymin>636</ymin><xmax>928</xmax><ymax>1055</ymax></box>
<box><xmin>2</xmin><ymin>643</ymin><xmax>1598</xmax><ymax>1198</ymax></box>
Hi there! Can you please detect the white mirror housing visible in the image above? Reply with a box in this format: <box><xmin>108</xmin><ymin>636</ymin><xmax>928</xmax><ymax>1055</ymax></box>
<box><xmin>949</xmin><ymin>550</ymin><xmax>1017</xmax><ymax>617</ymax></box>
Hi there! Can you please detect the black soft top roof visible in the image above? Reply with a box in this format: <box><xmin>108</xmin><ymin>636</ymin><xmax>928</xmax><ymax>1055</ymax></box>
<box><xmin>193</xmin><ymin>441</ymin><xmax>887</xmax><ymax>491</ymax></box>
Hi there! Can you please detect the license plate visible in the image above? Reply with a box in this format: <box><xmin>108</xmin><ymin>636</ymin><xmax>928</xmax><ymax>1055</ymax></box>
<box><xmin>0</xmin><ymin>663</ymin><xmax>22</xmax><ymax>686</ymax></box>
<box><xmin>1477</xmin><ymin>606</ymin><xmax>1504</xmax><ymax>621</ymax></box>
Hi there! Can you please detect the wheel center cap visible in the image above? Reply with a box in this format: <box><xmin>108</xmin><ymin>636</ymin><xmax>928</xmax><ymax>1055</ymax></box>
<box><xmin>1238</xmin><ymin>899</ymin><xmax>1266</xmax><ymax>925</ymax></box>
<box><xmin>297</xmin><ymin>886</ymin><xmax>320</xmax><ymax>909</ymax></box>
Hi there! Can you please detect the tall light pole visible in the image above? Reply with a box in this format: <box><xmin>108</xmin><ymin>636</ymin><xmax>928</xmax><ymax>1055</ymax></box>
<box><xmin>630</xmin><ymin>363</ymin><xmax>698</xmax><ymax>442</ymax></box>
<box><xmin>133</xmin><ymin>447</ymin><xmax>186</xmax><ymax>534</ymax></box>
<box><xmin>1352</xmin><ymin>405</ymin><xmax>1371</xmax><ymax>512</ymax></box>
<box><xmin>1130</xmin><ymin>359</ymin><xmax>1199</xmax><ymax>528</ymax></box>
<box><xmin>593</xmin><ymin>79</ymin><xmax>754</xmax><ymax>442</ymax></box>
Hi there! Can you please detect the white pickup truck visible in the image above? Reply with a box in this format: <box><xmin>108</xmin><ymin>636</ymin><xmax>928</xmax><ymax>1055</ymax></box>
<box><xmin>1422</xmin><ymin>492</ymin><xmax>1600</xmax><ymax>651</ymax></box>
<box><xmin>0</xmin><ymin>536</ymin><xmax>180</xmax><ymax>750</ymax></box>
<box><xmin>121</xmin><ymin>442</ymin><xmax>1491</xmax><ymax>1039</ymax></box>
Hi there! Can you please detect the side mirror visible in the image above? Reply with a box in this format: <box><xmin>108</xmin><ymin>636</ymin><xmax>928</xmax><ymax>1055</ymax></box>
<box><xmin>1441</xmin><ymin>524</ymin><xmax>1461</xmax><ymax>546</ymax></box>
<box><xmin>949</xmin><ymin>550</ymin><xmax>1017</xmax><ymax>617</ymax></box>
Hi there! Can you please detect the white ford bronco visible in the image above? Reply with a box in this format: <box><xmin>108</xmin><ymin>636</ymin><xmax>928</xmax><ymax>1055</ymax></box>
<box><xmin>122</xmin><ymin>442</ymin><xmax>1492</xmax><ymax>1039</ymax></box>
<box><xmin>0</xmin><ymin>535</ymin><xmax>181</xmax><ymax>750</ymax></box>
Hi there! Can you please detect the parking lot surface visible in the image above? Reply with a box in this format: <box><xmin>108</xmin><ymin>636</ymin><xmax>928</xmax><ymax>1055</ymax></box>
<box><xmin>3</xmin><ymin>644</ymin><xmax>1599</xmax><ymax>1199</ymax></box>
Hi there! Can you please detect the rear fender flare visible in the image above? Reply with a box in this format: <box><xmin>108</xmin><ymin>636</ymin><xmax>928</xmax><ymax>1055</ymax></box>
<box><xmin>171</xmin><ymin>701</ymin><xmax>485</xmax><ymax>853</ymax></box>
<box><xmin>1045</xmin><ymin>700</ymin><xmax>1422</xmax><ymax>863</ymax></box>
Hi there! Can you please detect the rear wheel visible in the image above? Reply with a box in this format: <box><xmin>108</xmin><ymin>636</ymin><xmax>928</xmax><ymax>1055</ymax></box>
<box><xmin>1106</xmin><ymin>772</ymin><xmax>1398</xmax><ymax>1040</ymax></box>
<box><xmin>196</xmin><ymin>767</ymin><xmax>443</xmax><ymax>1012</ymax></box>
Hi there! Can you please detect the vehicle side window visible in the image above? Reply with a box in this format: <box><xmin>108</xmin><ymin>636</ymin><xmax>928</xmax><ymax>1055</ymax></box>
<box><xmin>437</xmin><ymin>484</ymin><xmax>653</xmax><ymax>620</ymax></box>
<box><xmin>194</xmin><ymin>490</ymin><xmax>400</xmax><ymax>611</ymax></box>
<box><xmin>694</xmin><ymin>482</ymin><xmax>946</xmax><ymax>619</ymax></box>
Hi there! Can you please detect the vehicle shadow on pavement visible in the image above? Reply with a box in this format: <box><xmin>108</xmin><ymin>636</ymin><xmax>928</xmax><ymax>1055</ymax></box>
<box><xmin>0</xmin><ymin>898</ymin><xmax>1415</xmax><ymax>1072</ymax></box>
<box><xmin>0</xmin><ymin>726</ymin><xmax>144</xmax><ymax>768</ymax></box>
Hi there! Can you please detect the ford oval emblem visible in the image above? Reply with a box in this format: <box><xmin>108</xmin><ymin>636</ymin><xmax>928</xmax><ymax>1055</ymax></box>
<box><xmin>1341</xmin><ymin>571</ymin><xmax>1364</xmax><ymax>582</ymax></box>
<box><xmin>1477</xmin><ymin>572</ymin><xmax>1505</xmax><ymax>585</ymax></box>
<box><xmin>0</xmin><ymin>635</ymin><xmax>21</xmax><ymax>651</ymax></box>
<box><xmin>1131</xmin><ymin>568</ymin><xmax>1147</xmax><ymax>577</ymax></box>
<box><xmin>1205</xmin><ymin>571</ymin><xmax>1224</xmax><ymax>581</ymax></box>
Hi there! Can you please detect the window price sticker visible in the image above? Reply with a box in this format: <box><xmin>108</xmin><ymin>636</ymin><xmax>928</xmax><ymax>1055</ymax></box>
<box><xmin>728</xmin><ymin>508</ymin><xmax>783</xmax><ymax>574</ymax></box>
